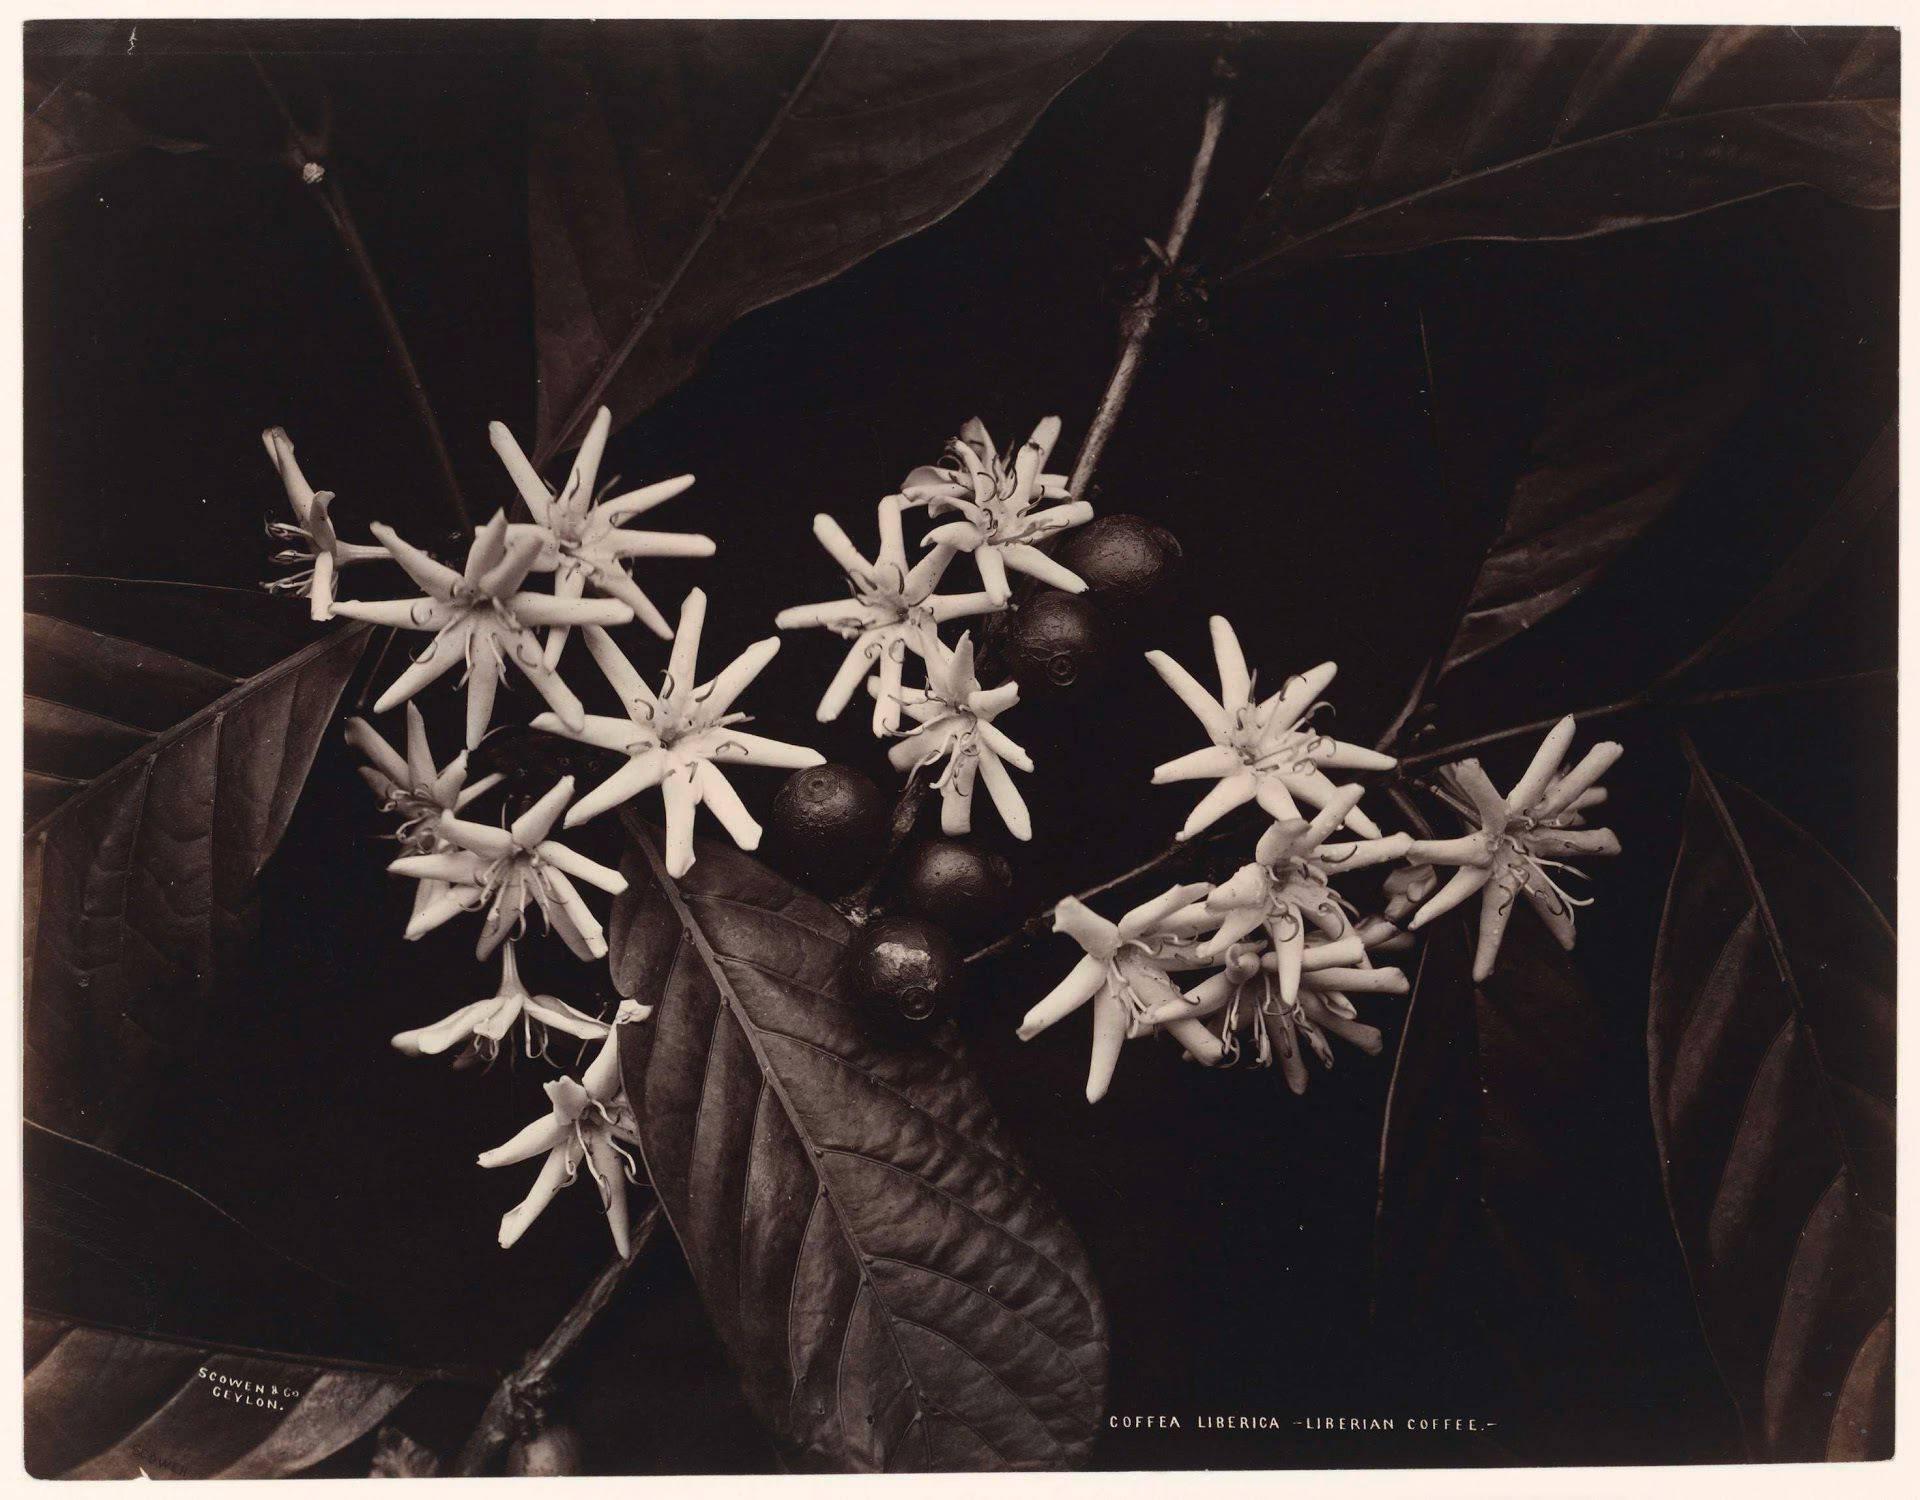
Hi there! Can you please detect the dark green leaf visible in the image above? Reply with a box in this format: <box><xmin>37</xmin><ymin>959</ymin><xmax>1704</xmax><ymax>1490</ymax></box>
<box><xmin>23</xmin><ymin>580</ymin><xmax>369</xmax><ymax>1147</ymax></box>
<box><xmin>22</xmin><ymin>1125</ymin><xmax>480</xmax><ymax>1480</ymax></box>
<box><xmin>1650</xmin><ymin>758</ymin><xmax>1894</xmax><ymax>1460</ymax></box>
<box><xmin>1659</xmin><ymin>419</ymin><xmax>1896</xmax><ymax>682</ymax></box>
<box><xmin>26</xmin><ymin>69</ymin><xmax>205</xmax><ymax>211</ymax></box>
<box><xmin>529</xmin><ymin>19</ymin><xmax>1126</xmax><ymax>460</ymax></box>
<box><xmin>608</xmin><ymin>820</ymin><xmax>1108</xmax><ymax>1471</ymax></box>
<box><xmin>24</xmin><ymin>1314</ymin><xmax>417</xmax><ymax>1479</ymax></box>
<box><xmin>1227</xmin><ymin>24</ymin><xmax>1897</xmax><ymax>281</ymax></box>
<box><xmin>1373</xmin><ymin>915</ymin><xmax>1701</xmax><ymax>1453</ymax></box>
<box><xmin>1441</xmin><ymin>358</ymin><xmax>1758</xmax><ymax>671</ymax></box>
<box><xmin>22</xmin><ymin>1121</ymin><xmax>369</xmax><ymax>1358</ymax></box>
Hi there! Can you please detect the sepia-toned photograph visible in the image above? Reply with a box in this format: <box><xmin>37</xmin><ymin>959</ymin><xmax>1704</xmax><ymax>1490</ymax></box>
<box><xmin>16</xmin><ymin>11</ymin><xmax>1900</xmax><ymax>1480</ymax></box>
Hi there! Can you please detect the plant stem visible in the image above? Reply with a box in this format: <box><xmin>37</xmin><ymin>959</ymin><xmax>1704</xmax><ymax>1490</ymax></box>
<box><xmin>851</xmin><ymin>56</ymin><xmax>1239</xmax><ymax>905</ymax></box>
<box><xmin>1069</xmin><ymin>53</ymin><xmax>1234</xmax><ymax>501</ymax></box>
<box><xmin>1397</xmin><ymin>668</ymin><xmax>1894</xmax><ymax>771</ymax></box>
<box><xmin>452</xmin><ymin>1201</ymin><xmax>665</xmax><ymax>1475</ymax></box>
<box><xmin>964</xmin><ymin>668</ymin><xmax>1894</xmax><ymax>966</ymax></box>
<box><xmin>835</xmin><ymin>767</ymin><xmax>928</xmax><ymax>923</ymax></box>
<box><xmin>245</xmin><ymin>48</ymin><xmax>470</xmax><ymax>532</ymax></box>
<box><xmin>964</xmin><ymin>812</ymin><xmax>1249</xmax><ymax>966</ymax></box>
<box><xmin>311</xmin><ymin>175</ymin><xmax>472</xmax><ymax>530</ymax></box>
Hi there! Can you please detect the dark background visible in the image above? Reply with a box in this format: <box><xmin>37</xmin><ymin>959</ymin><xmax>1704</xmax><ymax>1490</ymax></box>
<box><xmin>24</xmin><ymin>19</ymin><xmax>1897</xmax><ymax>1473</ymax></box>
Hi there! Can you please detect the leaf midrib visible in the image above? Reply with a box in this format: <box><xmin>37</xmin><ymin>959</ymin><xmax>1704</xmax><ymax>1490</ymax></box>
<box><xmin>1226</xmin><ymin>94</ymin><xmax>1896</xmax><ymax>281</ymax></box>
<box><xmin>627</xmin><ymin>819</ymin><xmax>955</xmax><ymax>1465</ymax></box>
<box><xmin>23</xmin><ymin>623</ymin><xmax>370</xmax><ymax>842</ymax></box>
<box><xmin>535</xmin><ymin>22</ymin><xmax>845</xmax><ymax>464</ymax></box>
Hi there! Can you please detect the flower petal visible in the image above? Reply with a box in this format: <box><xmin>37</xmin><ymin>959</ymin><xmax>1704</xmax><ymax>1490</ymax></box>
<box><xmin>595</xmin><ymin>473</ymin><xmax>697</xmax><ymax>526</ymax></box>
<box><xmin>489</xmin><ymin>420</ymin><xmax>555</xmax><ymax>524</ymax></box>
<box><xmin>1208</xmin><ymin>616</ymin><xmax>1251</xmax><ymax>710</ymax></box>
<box><xmin>496</xmin><ymin>1139</ymin><xmax>585</xmax><ymax>1249</ymax></box>
<box><xmin>1509</xmin><ymin>716</ymin><xmax>1579</xmax><ymax>813</ymax></box>
<box><xmin>999</xmin><ymin>543</ymin><xmax>1086</xmax><ymax>594</ymax></box>
<box><xmin>370</xmin><ymin>523</ymin><xmax>464</xmax><ymax>598</ymax></box>
<box><xmin>1145</xmin><ymin>650</ymin><xmax>1230</xmax><ymax>739</ymax></box>
<box><xmin>692</xmin><ymin>761</ymin><xmax>762</xmax><ymax>850</ymax></box>
<box><xmin>1535</xmin><ymin>741</ymin><xmax>1624</xmax><ymax>819</ymax></box>
<box><xmin>344</xmin><ymin>716</ymin><xmax>409</xmax><ymax>786</ymax></box>
<box><xmin>1178</xmin><ymin>771</ymin><xmax>1256</xmax><ymax>840</ymax></box>
<box><xmin>1152</xmin><ymin>744</ymin><xmax>1240</xmax><ymax>784</ymax></box>
<box><xmin>1408</xmin><ymin>865</ymin><xmax>1492</xmax><ymax>930</ymax></box>
<box><xmin>661</xmin><ymin>771</ymin><xmax>699</xmax><ymax>877</ymax></box>
<box><xmin>701</xmin><ymin>729</ymin><xmax>826</xmax><ymax>771</ymax></box>
<box><xmin>1085</xmin><ymin>986</ymin><xmax>1127</xmax><ymax>1103</ymax></box>
<box><xmin>667</xmin><ymin>588</ymin><xmax>707</xmax><ymax>696</ymax></box>
<box><xmin>696</xmin><ymin>637</ymin><xmax>779</xmax><ymax>721</ymax></box>
<box><xmin>564</xmin><ymin>749</ymin><xmax>668</xmax><ymax>827</ymax></box>
<box><xmin>817</xmin><ymin>635</ymin><xmax>881</xmax><ymax>722</ymax></box>
<box><xmin>974</xmin><ymin>744</ymin><xmax>1031</xmax><ymax>841</ymax></box>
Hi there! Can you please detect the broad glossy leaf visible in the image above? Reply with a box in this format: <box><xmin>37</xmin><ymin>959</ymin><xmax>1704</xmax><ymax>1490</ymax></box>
<box><xmin>22</xmin><ymin>579</ymin><xmax>369</xmax><ymax>1147</ymax></box>
<box><xmin>609</xmin><ymin>821</ymin><xmax>1107</xmax><ymax>1472</ymax></box>
<box><xmin>26</xmin><ymin>70</ymin><xmax>205</xmax><ymax>211</ymax></box>
<box><xmin>24</xmin><ymin>1314</ymin><xmax>417</xmax><ymax>1479</ymax></box>
<box><xmin>1659</xmin><ymin>419</ymin><xmax>1896</xmax><ymax>682</ymax></box>
<box><xmin>1650</xmin><ymin>764</ymin><xmax>1894</xmax><ymax>1460</ymax></box>
<box><xmin>1229</xmin><ymin>24</ymin><xmax>1897</xmax><ymax>281</ymax></box>
<box><xmin>1373</xmin><ymin>917</ymin><xmax>1700</xmax><ymax>1450</ymax></box>
<box><xmin>1442</xmin><ymin>358</ymin><xmax>1756</xmax><ymax>671</ymax></box>
<box><xmin>529</xmin><ymin>19</ymin><xmax>1125</xmax><ymax>460</ymax></box>
<box><xmin>22</xmin><ymin>1124</ymin><xmax>474</xmax><ymax>1479</ymax></box>
<box><xmin>23</xmin><ymin>1121</ymin><xmax>372</xmax><ymax>1358</ymax></box>
<box><xmin>24</xmin><ymin>580</ymin><xmax>302</xmax><ymax>818</ymax></box>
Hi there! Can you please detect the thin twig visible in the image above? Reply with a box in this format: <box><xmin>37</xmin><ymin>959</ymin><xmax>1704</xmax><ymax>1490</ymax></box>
<box><xmin>1397</xmin><ymin>668</ymin><xmax>1895</xmax><ymax>771</ymax></box>
<box><xmin>851</xmin><ymin>54</ymin><xmax>1239</xmax><ymax>905</ymax></box>
<box><xmin>1376</xmin><ymin>303</ymin><xmax>1468</xmax><ymax>757</ymax></box>
<box><xmin>245</xmin><ymin>47</ymin><xmax>470</xmax><ymax>532</ymax></box>
<box><xmin>1068</xmin><ymin>54</ymin><xmax>1235</xmax><ymax>501</ymax></box>
<box><xmin>958</xmin><ymin>665</ymin><xmax>1897</xmax><ymax>966</ymax></box>
<box><xmin>452</xmin><ymin>1201</ymin><xmax>665</xmax><ymax>1475</ymax></box>
<box><xmin>965</xmin><ymin>812</ymin><xmax>1250</xmax><ymax>966</ymax></box>
<box><xmin>835</xmin><ymin>766</ymin><xmax>929</xmax><ymax>923</ymax></box>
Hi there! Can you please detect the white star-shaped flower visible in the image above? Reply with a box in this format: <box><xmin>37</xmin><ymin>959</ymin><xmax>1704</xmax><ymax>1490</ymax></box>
<box><xmin>1147</xmin><ymin>618</ymin><xmax>1396</xmax><ymax>840</ymax></box>
<box><xmin>390</xmin><ymin>941</ymin><xmax>611</xmax><ymax>1063</ymax></box>
<box><xmin>775</xmin><ymin>495</ymin><xmax>1001</xmax><ymax>734</ymax></box>
<box><xmin>878</xmin><ymin>631</ymin><xmax>1034</xmax><ymax>841</ymax></box>
<box><xmin>1167</xmin><ymin>786</ymin><xmax>1411</xmax><ymax>1001</ymax></box>
<box><xmin>1404</xmin><ymin>717</ymin><xmax>1623</xmax><ymax>981</ymax></box>
<box><xmin>333</xmin><ymin>511</ymin><xmax>634</xmax><ymax>747</ymax></box>
<box><xmin>534</xmin><ymin>589</ymin><xmax>824</xmax><ymax>878</ymax></box>
<box><xmin>1015</xmin><ymin>884</ymin><xmax>1221</xmax><ymax>1102</ymax></box>
<box><xmin>388</xmin><ymin>775</ymin><xmax>629</xmax><ymax>961</ymax></box>
<box><xmin>492</xmin><ymin>405</ymin><xmax>714</xmax><ymax>656</ymax></box>
<box><xmin>260</xmin><ymin>427</ymin><xmax>387</xmax><ymax>620</ymax></box>
<box><xmin>903</xmin><ymin>416</ymin><xmax>1093</xmax><ymax>604</ymax></box>
<box><xmin>1148</xmin><ymin>932</ymin><xmax>1408</xmax><ymax>1092</ymax></box>
<box><xmin>346</xmin><ymin>702</ymin><xmax>504</xmax><ymax>934</ymax></box>
<box><xmin>479</xmin><ymin>1010</ymin><xmax>644</xmax><ymax>1254</ymax></box>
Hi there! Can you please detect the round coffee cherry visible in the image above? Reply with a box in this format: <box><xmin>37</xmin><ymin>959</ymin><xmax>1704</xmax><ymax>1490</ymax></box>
<box><xmin>767</xmin><ymin>764</ymin><xmax>886</xmax><ymax>890</ymax></box>
<box><xmin>505</xmin><ymin>1424</ymin><xmax>583</xmax><ymax>1476</ymax></box>
<box><xmin>900</xmin><ymin>839</ymin><xmax>1013</xmax><ymax>937</ymax></box>
<box><xmin>848</xmin><ymin>915</ymin><xmax>960</xmax><ymax>1033</ymax></box>
<box><xmin>1007</xmin><ymin>590</ymin><xmax>1107</xmax><ymax>692</ymax></box>
<box><xmin>1055</xmin><ymin>514</ymin><xmax>1182</xmax><ymax>610</ymax></box>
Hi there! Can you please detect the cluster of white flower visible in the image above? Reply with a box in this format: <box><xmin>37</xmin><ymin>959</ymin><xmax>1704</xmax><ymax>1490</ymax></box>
<box><xmin>774</xmin><ymin>416</ymin><xmax>1091</xmax><ymax>840</ymax></box>
<box><xmin>1016</xmin><ymin>615</ymin><xmax>1623</xmax><ymax>1103</ymax></box>
<box><xmin>266</xmin><ymin>408</ymin><xmax>823</xmax><ymax>1255</ymax></box>
<box><xmin>267</xmin><ymin>403</ymin><xmax>1624</xmax><ymax>1207</ymax></box>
